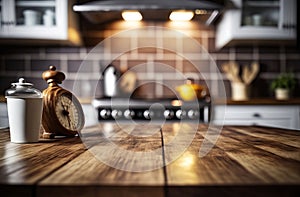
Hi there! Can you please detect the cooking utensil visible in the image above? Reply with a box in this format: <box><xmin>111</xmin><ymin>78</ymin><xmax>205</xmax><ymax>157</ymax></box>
<box><xmin>222</xmin><ymin>61</ymin><xmax>242</xmax><ymax>83</ymax></box>
<box><xmin>222</xmin><ymin>61</ymin><xmax>259</xmax><ymax>84</ymax></box>
<box><xmin>242</xmin><ymin>61</ymin><xmax>259</xmax><ymax>85</ymax></box>
<box><xmin>103</xmin><ymin>64</ymin><xmax>120</xmax><ymax>97</ymax></box>
<box><xmin>176</xmin><ymin>78</ymin><xmax>207</xmax><ymax>101</ymax></box>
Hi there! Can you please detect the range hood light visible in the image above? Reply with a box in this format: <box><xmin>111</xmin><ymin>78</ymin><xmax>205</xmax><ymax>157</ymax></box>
<box><xmin>73</xmin><ymin>0</ymin><xmax>223</xmax><ymax>24</ymax></box>
<box><xmin>169</xmin><ymin>10</ymin><xmax>194</xmax><ymax>21</ymax></box>
<box><xmin>122</xmin><ymin>11</ymin><xmax>143</xmax><ymax>21</ymax></box>
<box><xmin>195</xmin><ymin>9</ymin><xmax>208</xmax><ymax>15</ymax></box>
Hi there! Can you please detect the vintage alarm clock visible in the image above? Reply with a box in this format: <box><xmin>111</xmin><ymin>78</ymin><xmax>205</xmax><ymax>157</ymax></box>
<box><xmin>42</xmin><ymin>65</ymin><xmax>85</xmax><ymax>138</ymax></box>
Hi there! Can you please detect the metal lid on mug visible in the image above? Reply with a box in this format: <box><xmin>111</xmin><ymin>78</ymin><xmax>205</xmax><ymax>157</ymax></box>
<box><xmin>5</xmin><ymin>78</ymin><xmax>42</xmax><ymax>98</ymax></box>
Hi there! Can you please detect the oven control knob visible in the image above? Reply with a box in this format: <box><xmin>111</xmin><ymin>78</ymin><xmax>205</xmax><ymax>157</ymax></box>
<box><xmin>100</xmin><ymin>109</ymin><xmax>111</xmax><ymax>119</ymax></box>
<box><xmin>143</xmin><ymin>110</ymin><xmax>154</xmax><ymax>119</ymax></box>
<box><xmin>188</xmin><ymin>109</ymin><xmax>199</xmax><ymax>119</ymax></box>
<box><xmin>124</xmin><ymin>109</ymin><xmax>135</xmax><ymax>119</ymax></box>
<box><xmin>112</xmin><ymin>109</ymin><xmax>122</xmax><ymax>119</ymax></box>
<box><xmin>176</xmin><ymin>110</ymin><xmax>186</xmax><ymax>119</ymax></box>
<box><xmin>164</xmin><ymin>110</ymin><xmax>174</xmax><ymax>119</ymax></box>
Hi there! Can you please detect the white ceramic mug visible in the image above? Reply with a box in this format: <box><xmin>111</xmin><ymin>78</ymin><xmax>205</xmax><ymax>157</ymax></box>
<box><xmin>252</xmin><ymin>14</ymin><xmax>262</xmax><ymax>26</ymax></box>
<box><xmin>6</xmin><ymin>97</ymin><xmax>43</xmax><ymax>143</ymax></box>
<box><xmin>23</xmin><ymin>10</ymin><xmax>41</xmax><ymax>26</ymax></box>
<box><xmin>43</xmin><ymin>9</ymin><xmax>55</xmax><ymax>26</ymax></box>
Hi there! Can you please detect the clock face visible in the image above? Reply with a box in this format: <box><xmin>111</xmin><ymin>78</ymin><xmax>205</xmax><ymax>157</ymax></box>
<box><xmin>55</xmin><ymin>93</ymin><xmax>84</xmax><ymax>132</ymax></box>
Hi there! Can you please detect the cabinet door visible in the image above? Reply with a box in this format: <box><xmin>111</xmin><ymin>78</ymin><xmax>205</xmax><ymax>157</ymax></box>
<box><xmin>1</xmin><ymin>0</ymin><xmax>68</xmax><ymax>40</ymax></box>
<box><xmin>238</xmin><ymin>0</ymin><xmax>296</xmax><ymax>38</ymax></box>
<box><xmin>281</xmin><ymin>0</ymin><xmax>297</xmax><ymax>31</ymax></box>
<box><xmin>216</xmin><ymin>0</ymin><xmax>296</xmax><ymax>48</ymax></box>
<box><xmin>0</xmin><ymin>0</ymin><xmax>13</xmax><ymax>36</ymax></box>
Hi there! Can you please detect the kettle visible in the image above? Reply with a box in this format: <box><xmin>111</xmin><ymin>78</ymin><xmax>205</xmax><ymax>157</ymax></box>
<box><xmin>102</xmin><ymin>64</ymin><xmax>120</xmax><ymax>97</ymax></box>
<box><xmin>176</xmin><ymin>78</ymin><xmax>207</xmax><ymax>101</ymax></box>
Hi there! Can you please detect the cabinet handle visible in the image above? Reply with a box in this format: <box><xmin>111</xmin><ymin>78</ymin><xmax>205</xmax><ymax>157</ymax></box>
<box><xmin>1</xmin><ymin>21</ymin><xmax>14</xmax><ymax>26</ymax></box>
<box><xmin>283</xmin><ymin>24</ymin><xmax>296</xmax><ymax>29</ymax></box>
<box><xmin>253</xmin><ymin>113</ymin><xmax>261</xmax><ymax>118</ymax></box>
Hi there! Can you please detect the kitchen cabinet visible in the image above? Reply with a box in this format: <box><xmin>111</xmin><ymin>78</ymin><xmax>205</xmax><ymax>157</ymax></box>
<box><xmin>216</xmin><ymin>0</ymin><xmax>297</xmax><ymax>48</ymax></box>
<box><xmin>212</xmin><ymin>104</ymin><xmax>300</xmax><ymax>130</ymax></box>
<box><xmin>0</xmin><ymin>0</ymin><xmax>81</xmax><ymax>45</ymax></box>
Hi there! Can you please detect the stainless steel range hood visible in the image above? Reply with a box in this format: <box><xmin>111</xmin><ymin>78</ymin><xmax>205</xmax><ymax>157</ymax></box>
<box><xmin>73</xmin><ymin>0</ymin><xmax>222</xmax><ymax>25</ymax></box>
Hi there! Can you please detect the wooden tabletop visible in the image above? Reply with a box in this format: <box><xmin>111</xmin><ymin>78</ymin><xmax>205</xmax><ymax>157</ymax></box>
<box><xmin>0</xmin><ymin>123</ymin><xmax>300</xmax><ymax>197</ymax></box>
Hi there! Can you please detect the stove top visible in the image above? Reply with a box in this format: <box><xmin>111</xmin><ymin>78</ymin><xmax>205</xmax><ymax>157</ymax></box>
<box><xmin>92</xmin><ymin>97</ymin><xmax>210</xmax><ymax>122</ymax></box>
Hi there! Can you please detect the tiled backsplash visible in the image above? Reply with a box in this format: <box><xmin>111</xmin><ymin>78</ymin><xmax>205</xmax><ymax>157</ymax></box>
<box><xmin>0</xmin><ymin>21</ymin><xmax>299</xmax><ymax>99</ymax></box>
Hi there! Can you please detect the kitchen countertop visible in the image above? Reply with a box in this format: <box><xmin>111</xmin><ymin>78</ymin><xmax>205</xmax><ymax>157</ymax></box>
<box><xmin>2</xmin><ymin>96</ymin><xmax>300</xmax><ymax>105</ymax></box>
<box><xmin>214</xmin><ymin>98</ymin><xmax>300</xmax><ymax>105</ymax></box>
<box><xmin>0</xmin><ymin>123</ymin><xmax>299</xmax><ymax>197</ymax></box>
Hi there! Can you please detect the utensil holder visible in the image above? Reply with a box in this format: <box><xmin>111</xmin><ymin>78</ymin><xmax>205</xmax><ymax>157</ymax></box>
<box><xmin>231</xmin><ymin>82</ymin><xmax>249</xmax><ymax>101</ymax></box>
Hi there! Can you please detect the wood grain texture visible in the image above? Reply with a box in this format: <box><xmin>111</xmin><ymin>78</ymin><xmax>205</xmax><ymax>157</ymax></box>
<box><xmin>0</xmin><ymin>132</ymin><xmax>85</xmax><ymax>184</ymax></box>
<box><xmin>1</xmin><ymin>123</ymin><xmax>300</xmax><ymax>197</ymax></box>
<box><xmin>40</xmin><ymin>123</ymin><xmax>165</xmax><ymax>184</ymax></box>
<box><xmin>163</xmin><ymin>125</ymin><xmax>300</xmax><ymax>197</ymax></box>
<box><xmin>164</xmin><ymin>125</ymin><xmax>300</xmax><ymax>185</ymax></box>
<box><xmin>38</xmin><ymin>123</ymin><xmax>165</xmax><ymax>197</ymax></box>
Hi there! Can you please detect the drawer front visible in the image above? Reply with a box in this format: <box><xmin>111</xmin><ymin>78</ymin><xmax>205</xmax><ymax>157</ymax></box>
<box><xmin>213</xmin><ymin>119</ymin><xmax>292</xmax><ymax>129</ymax></box>
<box><xmin>213</xmin><ymin>105</ymin><xmax>296</xmax><ymax>120</ymax></box>
<box><xmin>212</xmin><ymin>105</ymin><xmax>300</xmax><ymax>130</ymax></box>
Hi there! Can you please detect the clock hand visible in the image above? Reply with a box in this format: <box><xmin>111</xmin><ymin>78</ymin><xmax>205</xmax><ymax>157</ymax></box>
<box><xmin>61</xmin><ymin>101</ymin><xmax>67</xmax><ymax>111</ymax></box>
<box><xmin>66</xmin><ymin>115</ymin><xmax>72</xmax><ymax>129</ymax></box>
<box><xmin>61</xmin><ymin>102</ymin><xmax>71</xmax><ymax>129</ymax></box>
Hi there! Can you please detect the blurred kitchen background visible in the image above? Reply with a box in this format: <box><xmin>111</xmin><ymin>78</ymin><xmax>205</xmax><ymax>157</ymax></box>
<box><xmin>0</xmin><ymin>0</ymin><xmax>299</xmax><ymax>99</ymax></box>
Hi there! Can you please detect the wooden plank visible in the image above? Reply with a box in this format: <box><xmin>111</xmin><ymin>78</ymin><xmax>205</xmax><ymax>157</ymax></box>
<box><xmin>38</xmin><ymin>123</ymin><xmax>165</xmax><ymax>197</ymax></box>
<box><xmin>164</xmin><ymin>124</ymin><xmax>300</xmax><ymax>196</ymax></box>
<box><xmin>224</xmin><ymin>126</ymin><xmax>300</xmax><ymax>162</ymax></box>
<box><xmin>2</xmin><ymin>123</ymin><xmax>300</xmax><ymax>197</ymax></box>
<box><xmin>232</xmin><ymin>126</ymin><xmax>300</xmax><ymax>148</ymax></box>
<box><xmin>38</xmin><ymin>150</ymin><xmax>165</xmax><ymax>185</ymax></box>
<box><xmin>208</xmin><ymin>126</ymin><xmax>300</xmax><ymax>184</ymax></box>
<box><xmin>164</xmin><ymin>124</ymin><xmax>300</xmax><ymax>184</ymax></box>
<box><xmin>0</xmin><ymin>133</ymin><xmax>85</xmax><ymax>184</ymax></box>
<box><xmin>163</xmin><ymin>124</ymin><xmax>262</xmax><ymax>185</ymax></box>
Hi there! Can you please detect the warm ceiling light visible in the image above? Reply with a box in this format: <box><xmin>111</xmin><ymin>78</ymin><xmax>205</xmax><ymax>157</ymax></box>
<box><xmin>122</xmin><ymin>11</ymin><xmax>143</xmax><ymax>21</ymax></box>
<box><xmin>169</xmin><ymin>10</ymin><xmax>194</xmax><ymax>21</ymax></box>
<box><xmin>195</xmin><ymin>9</ymin><xmax>208</xmax><ymax>15</ymax></box>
